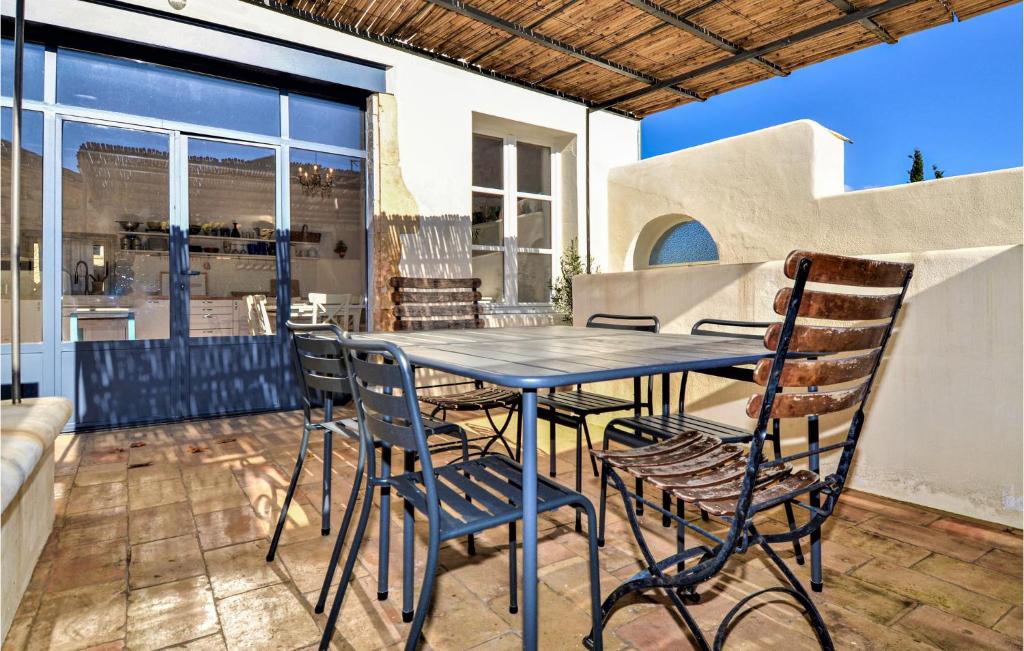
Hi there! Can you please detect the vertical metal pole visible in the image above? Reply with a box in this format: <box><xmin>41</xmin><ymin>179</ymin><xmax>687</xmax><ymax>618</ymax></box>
<box><xmin>9</xmin><ymin>0</ymin><xmax>26</xmax><ymax>403</ymax></box>
<box><xmin>584</xmin><ymin>109</ymin><xmax>591</xmax><ymax>274</ymax></box>
<box><xmin>520</xmin><ymin>388</ymin><xmax>538</xmax><ymax>650</ymax></box>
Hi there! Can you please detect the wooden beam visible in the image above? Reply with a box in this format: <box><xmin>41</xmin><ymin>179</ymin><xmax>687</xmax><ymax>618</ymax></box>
<box><xmin>622</xmin><ymin>0</ymin><xmax>788</xmax><ymax>77</ymax></box>
<box><xmin>420</xmin><ymin>0</ymin><xmax>704</xmax><ymax>101</ymax></box>
<box><xmin>823</xmin><ymin>0</ymin><xmax>898</xmax><ymax>44</ymax></box>
<box><xmin>593</xmin><ymin>0</ymin><xmax>918</xmax><ymax>111</ymax></box>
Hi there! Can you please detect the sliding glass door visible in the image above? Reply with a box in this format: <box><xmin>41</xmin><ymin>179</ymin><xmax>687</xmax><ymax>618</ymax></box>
<box><xmin>57</xmin><ymin>121</ymin><xmax>291</xmax><ymax>426</ymax></box>
<box><xmin>58</xmin><ymin>118</ymin><xmax>182</xmax><ymax>426</ymax></box>
<box><xmin>182</xmin><ymin>136</ymin><xmax>288</xmax><ymax>417</ymax></box>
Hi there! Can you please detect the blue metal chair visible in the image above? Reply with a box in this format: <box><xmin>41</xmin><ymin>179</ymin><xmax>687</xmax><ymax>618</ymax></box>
<box><xmin>537</xmin><ymin>313</ymin><xmax>659</xmax><ymax>531</ymax></box>
<box><xmin>587</xmin><ymin>250</ymin><xmax>913</xmax><ymax>650</ymax></box>
<box><xmin>266</xmin><ymin>322</ymin><xmax>467</xmax><ymax>569</ymax></box>
<box><xmin>317</xmin><ymin>332</ymin><xmax>603</xmax><ymax>651</ymax></box>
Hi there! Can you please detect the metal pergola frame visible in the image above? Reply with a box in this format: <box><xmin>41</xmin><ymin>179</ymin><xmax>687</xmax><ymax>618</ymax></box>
<box><xmin>8</xmin><ymin>0</ymin><xmax>25</xmax><ymax>403</ymax></box>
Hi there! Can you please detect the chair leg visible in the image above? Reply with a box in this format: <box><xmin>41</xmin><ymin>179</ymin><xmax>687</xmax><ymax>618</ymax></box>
<box><xmin>322</xmin><ymin>426</ymin><xmax>332</xmax><ymax>535</ymax></box>
<box><xmin>402</xmin><ymin>451</ymin><xmax>415</xmax><ymax>623</ymax></box>
<box><xmin>314</xmin><ymin>438</ymin><xmax>369</xmax><ymax>613</ymax></box>
<box><xmin>549</xmin><ymin>410</ymin><xmax>557</xmax><ymax>478</ymax></box>
<box><xmin>581</xmin><ymin>419</ymin><xmax>599</xmax><ymax>477</ymax></box>
<box><xmin>267</xmin><ymin>426</ymin><xmax>310</xmax><ymax>562</ymax></box>
<box><xmin>580</xmin><ymin>501</ymin><xmax>604</xmax><ymax>651</ymax></box>
<box><xmin>575</xmin><ymin>422</ymin><xmax>584</xmax><ymax>532</ymax></box>
<box><xmin>378</xmin><ymin>445</ymin><xmax>392</xmax><ymax>601</ymax></box>
<box><xmin>772</xmin><ymin>418</ymin><xmax>805</xmax><ymax>566</ymax></box>
<box><xmin>319</xmin><ymin>478</ymin><xmax>376</xmax><ymax>651</ymax></box>
<box><xmin>515</xmin><ymin>407</ymin><xmax>523</xmax><ymax>463</ymax></box>
<box><xmin>404</xmin><ymin>527</ymin><xmax>442</xmax><ymax>651</ymax></box>
<box><xmin>597</xmin><ymin>439</ymin><xmax>610</xmax><ymax>547</ymax></box>
<box><xmin>508</xmin><ymin>521</ymin><xmax>518</xmax><ymax>614</ymax></box>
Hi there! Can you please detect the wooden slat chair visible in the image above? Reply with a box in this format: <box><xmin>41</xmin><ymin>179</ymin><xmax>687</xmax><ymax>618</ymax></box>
<box><xmin>600</xmin><ymin>318</ymin><xmax>807</xmax><ymax>579</ymax></box>
<box><xmin>390</xmin><ymin>277</ymin><xmax>521</xmax><ymax>457</ymax></box>
<box><xmin>586</xmin><ymin>250</ymin><xmax>913</xmax><ymax>650</ymax></box>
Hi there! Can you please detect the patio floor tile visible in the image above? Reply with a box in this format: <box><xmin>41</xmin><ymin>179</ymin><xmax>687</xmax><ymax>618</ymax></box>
<box><xmin>194</xmin><ymin>504</ymin><xmax>270</xmax><ymax>551</ymax></box>
<box><xmin>129</xmin><ymin>501</ymin><xmax>197</xmax><ymax>545</ymax></box>
<box><xmin>126</xmin><ymin>575</ymin><xmax>219</xmax><ymax>651</ymax></box>
<box><xmin>30</xmin><ymin>580</ymin><xmax>126</xmax><ymax>651</ymax></box>
<box><xmin>217</xmin><ymin>584</ymin><xmax>320</xmax><ymax>650</ymax></box>
<box><xmin>128</xmin><ymin>477</ymin><xmax>188</xmax><ymax>511</ymax></box>
<box><xmin>66</xmin><ymin>481</ymin><xmax>127</xmax><ymax>515</ymax></box>
<box><xmin>895</xmin><ymin>604</ymin><xmax>1020</xmax><ymax>650</ymax></box>
<box><xmin>129</xmin><ymin>534</ymin><xmax>206</xmax><ymax>589</ymax></box>
<box><xmin>48</xmin><ymin>538</ymin><xmax>128</xmax><ymax>593</ymax></box>
<box><xmin>204</xmin><ymin>539</ymin><xmax>288</xmax><ymax>600</ymax></box>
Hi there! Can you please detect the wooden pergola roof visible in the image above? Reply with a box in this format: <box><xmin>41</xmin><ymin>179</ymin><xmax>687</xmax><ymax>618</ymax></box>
<box><xmin>247</xmin><ymin>0</ymin><xmax>1015</xmax><ymax>118</ymax></box>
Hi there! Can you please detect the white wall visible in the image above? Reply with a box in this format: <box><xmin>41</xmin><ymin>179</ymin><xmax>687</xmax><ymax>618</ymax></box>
<box><xmin>573</xmin><ymin>246</ymin><xmax>1024</xmax><ymax>528</ymax></box>
<box><xmin>605</xmin><ymin>120</ymin><xmax>1023</xmax><ymax>272</ymax></box>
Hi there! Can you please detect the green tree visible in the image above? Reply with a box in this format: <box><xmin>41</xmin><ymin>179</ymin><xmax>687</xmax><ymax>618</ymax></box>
<box><xmin>550</xmin><ymin>238</ymin><xmax>595</xmax><ymax>323</ymax></box>
<box><xmin>908</xmin><ymin>149</ymin><xmax>925</xmax><ymax>183</ymax></box>
<box><xmin>932</xmin><ymin>164</ymin><xmax>945</xmax><ymax>179</ymax></box>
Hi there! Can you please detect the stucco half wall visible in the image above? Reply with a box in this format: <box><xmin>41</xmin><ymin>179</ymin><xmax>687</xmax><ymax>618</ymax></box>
<box><xmin>607</xmin><ymin>120</ymin><xmax>1023</xmax><ymax>272</ymax></box>
<box><xmin>573</xmin><ymin>245</ymin><xmax>1023</xmax><ymax>528</ymax></box>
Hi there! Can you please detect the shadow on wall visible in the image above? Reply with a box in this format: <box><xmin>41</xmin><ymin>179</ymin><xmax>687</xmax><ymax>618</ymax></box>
<box><xmin>372</xmin><ymin>213</ymin><xmax>472</xmax><ymax>330</ymax></box>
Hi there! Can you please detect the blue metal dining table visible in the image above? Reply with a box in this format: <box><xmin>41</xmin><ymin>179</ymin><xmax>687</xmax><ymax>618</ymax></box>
<box><xmin>361</xmin><ymin>325</ymin><xmax>774</xmax><ymax>650</ymax></box>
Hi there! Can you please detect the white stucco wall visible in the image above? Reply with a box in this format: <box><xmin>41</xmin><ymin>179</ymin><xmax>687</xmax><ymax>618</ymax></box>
<box><xmin>606</xmin><ymin>120</ymin><xmax>1023</xmax><ymax>272</ymax></box>
<box><xmin>573</xmin><ymin>245</ymin><xmax>1024</xmax><ymax>528</ymax></box>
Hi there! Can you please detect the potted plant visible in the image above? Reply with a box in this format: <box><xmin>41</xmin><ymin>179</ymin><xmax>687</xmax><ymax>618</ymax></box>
<box><xmin>334</xmin><ymin>239</ymin><xmax>348</xmax><ymax>259</ymax></box>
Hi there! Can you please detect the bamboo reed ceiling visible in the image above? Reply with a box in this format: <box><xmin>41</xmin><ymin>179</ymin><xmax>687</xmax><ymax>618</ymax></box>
<box><xmin>253</xmin><ymin>0</ymin><xmax>1016</xmax><ymax>117</ymax></box>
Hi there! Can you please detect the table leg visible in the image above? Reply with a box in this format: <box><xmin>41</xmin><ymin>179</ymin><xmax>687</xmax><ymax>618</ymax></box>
<box><xmin>521</xmin><ymin>388</ymin><xmax>538</xmax><ymax>650</ymax></box>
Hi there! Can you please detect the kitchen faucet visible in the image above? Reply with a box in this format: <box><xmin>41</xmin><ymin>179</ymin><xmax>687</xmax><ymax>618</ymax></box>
<box><xmin>73</xmin><ymin>261</ymin><xmax>89</xmax><ymax>294</ymax></box>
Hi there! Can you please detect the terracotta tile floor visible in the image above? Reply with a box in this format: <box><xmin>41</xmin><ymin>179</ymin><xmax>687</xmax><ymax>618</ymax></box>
<box><xmin>5</xmin><ymin>409</ymin><xmax>1022</xmax><ymax>650</ymax></box>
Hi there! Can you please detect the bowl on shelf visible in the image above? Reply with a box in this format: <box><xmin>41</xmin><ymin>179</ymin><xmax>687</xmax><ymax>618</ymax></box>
<box><xmin>117</xmin><ymin>220</ymin><xmax>140</xmax><ymax>232</ymax></box>
<box><xmin>188</xmin><ymin>224</ymin><xmax>202</xmax><ymax>235</ymax></box>
<box><xmin>145</xmin><ymin>221</ymin><xmax>163</xmax><ymax>232</ymax></box>
<box><xmin>202</xmin><ymin>247</ymin><xmax>219</xmax><ymax>254</ymax></box>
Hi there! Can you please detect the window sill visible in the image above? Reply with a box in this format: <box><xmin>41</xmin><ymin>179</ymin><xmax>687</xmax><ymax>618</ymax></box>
<box><xmin>480</xmin><ymin>303</ymin><xmax>557</xmax><ymax>315</ymax></box>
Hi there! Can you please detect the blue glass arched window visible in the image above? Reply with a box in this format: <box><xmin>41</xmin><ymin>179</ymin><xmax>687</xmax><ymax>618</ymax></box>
<box><xmin>648</xmin><ymin>220</ymin><xmax>719</xmax><ymax>266</ymax></box>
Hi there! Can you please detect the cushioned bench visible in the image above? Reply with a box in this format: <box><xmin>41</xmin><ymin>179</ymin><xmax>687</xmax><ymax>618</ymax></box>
<box><xmin>1</xmin><ymin>397</ymin><xmax>72</xmax><ymax>640</ymax></box>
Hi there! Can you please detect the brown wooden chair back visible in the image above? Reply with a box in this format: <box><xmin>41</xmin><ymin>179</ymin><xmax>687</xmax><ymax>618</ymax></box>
<box><xmin>389</xmin><ymin>277</ymin><xmax>484</xmax><ymax>331</ymax></box>
<box><xmin>748</xmin><ymin>250</ymin><xmax>914</xmax><ymax>422</ymax></box>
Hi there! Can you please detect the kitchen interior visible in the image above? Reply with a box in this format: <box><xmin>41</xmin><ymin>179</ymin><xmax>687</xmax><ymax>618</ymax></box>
<box><xmin>58</xmin><ymin>124</ymin><xmax>365</xmax><ymax>343</ymax></box>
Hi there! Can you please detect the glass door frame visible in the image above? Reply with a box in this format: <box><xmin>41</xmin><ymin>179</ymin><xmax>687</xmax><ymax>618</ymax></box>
<box><xmin>175</xmin><ymin>132</ymin><xmax>286</xmax><ymax>342</ymax></box>
<box><xmin>53</xmin><ymin>112</ymin><xmax>187</xmax><ymax>424</ymax></box>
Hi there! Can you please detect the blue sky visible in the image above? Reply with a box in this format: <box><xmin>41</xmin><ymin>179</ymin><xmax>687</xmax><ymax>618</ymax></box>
<box><xmin>640</xmin><ymin>4</ymin><xmax>1023</xmax><ymax>190</ymax></box>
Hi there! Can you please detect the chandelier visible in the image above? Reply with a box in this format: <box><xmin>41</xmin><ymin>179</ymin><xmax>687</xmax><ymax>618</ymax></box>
<box><xmin>296</xmin><ymin>163</ymin><xmax>335</xmax><ymax>197</ymax></box>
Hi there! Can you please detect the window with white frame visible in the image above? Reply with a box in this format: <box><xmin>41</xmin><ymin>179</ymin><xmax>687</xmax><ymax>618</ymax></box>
<box><xmin>471</xmin><ymin>133</ymin><xmax>555</xmax><ymax>305</ymax></box>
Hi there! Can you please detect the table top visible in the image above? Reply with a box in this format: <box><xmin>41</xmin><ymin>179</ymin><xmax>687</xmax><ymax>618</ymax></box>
<box><xmin>359</xmin><ymin>325</ymin><xmax>771</xmax><ymax>389</ymax></box>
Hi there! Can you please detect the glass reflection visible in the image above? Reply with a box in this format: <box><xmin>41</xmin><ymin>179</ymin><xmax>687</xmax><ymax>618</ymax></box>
<box><xmin>472</xmin><ymin>250</ymin><xmax>503</xmax><ymax>302</ymax></box>
<box><xmin>60</xmin><ymin>121</ymin><xmax>171</xmax><ymax>342</ymax></box>
<box><xmin>57</xmin><ymin>49</ymin><xmax>280</xmax><ymax>136</ymax></box>
<box><xmin>472</xmin><ymin>193</ymin><xmax>503</xmax><ymax>246</ymax></box>
<box><xmin>289</xmin><ymin>149</ymin><xmax>365</xmax><ymax>330</ymax></box>
<box><xmin>187</xmin><ymin>139</ymin><xmax>278</xmax><ymax>337</ymax></box>
<box><xmin>1</xmin><ymin>109</ymin><xmax>44</xmax><ymax>343</ymax></box>
<box><xmin>0</xmin><ymin>40</ymin><xmax>44</xmax><ymax>100</ymax></box>
<box><xmin>517</xmin><ymin>252</ymin><xmax>551</xmax><ymax>303</ymax></box>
